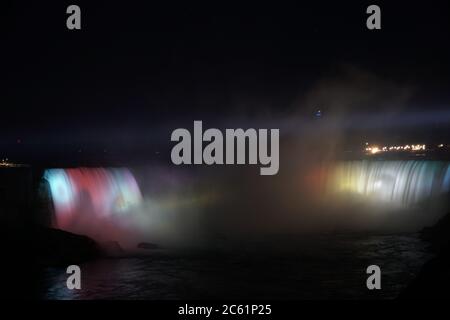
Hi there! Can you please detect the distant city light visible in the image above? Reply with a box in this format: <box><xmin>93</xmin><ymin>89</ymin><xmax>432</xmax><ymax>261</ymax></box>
<box><xmin>0</xmin><ymin>158</ymin><xmax>27</xmax><ymax>168</ymax></box>
<box><xmin>364</xmin><ymin>143</ymin><xmax>428</xmax><ymax>155</ymax></box>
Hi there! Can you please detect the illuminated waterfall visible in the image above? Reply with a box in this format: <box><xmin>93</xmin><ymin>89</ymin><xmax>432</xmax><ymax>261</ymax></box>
<box><xmin>43</xmin><ymin>168</ymin><xmax>142</xmax><ymax>239</ymax></box>
<box><xmin>328</xmin><ymin>160</ymin><xmax>450</xmax><ymax>207</ymax></box>
<box><xmin>41</xmin><ymin>162</ymin><xmax>450</xmax><ymax>242</ymax></box>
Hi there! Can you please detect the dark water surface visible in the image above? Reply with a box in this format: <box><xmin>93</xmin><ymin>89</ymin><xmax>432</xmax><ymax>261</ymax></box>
<box><xmin>42</xmin><ymin>234</ymin><xmax>431</xmax><ymax>300</ymax></box>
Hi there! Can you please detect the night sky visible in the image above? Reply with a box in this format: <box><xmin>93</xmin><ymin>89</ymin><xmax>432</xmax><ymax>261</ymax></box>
<box><xmin>3</xmin><ymin>1</ymin><xmax>450</xmax><ymax>165</ymax></box>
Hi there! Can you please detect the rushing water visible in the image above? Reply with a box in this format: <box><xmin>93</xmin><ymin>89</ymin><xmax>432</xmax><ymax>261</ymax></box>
<box><xmin>38</xmin><ymin>162</ymin><xmax>445</xmax><ymax>299</ymax></box>
<box><xmin>40</xmin><ymin>161</ymin><xmax>450</xmax><ymax>248</ymax></box>
<box><xmin>328</xmin><ymin>160</ymin><xmax>450</xmax><ymax>207</ymax></box>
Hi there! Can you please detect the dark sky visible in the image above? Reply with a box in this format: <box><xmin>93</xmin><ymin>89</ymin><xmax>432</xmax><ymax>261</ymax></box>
<box><xmin>3</xmin><ymin>1</ymin><xmax>450</xmax><ymax>164</ymax></box>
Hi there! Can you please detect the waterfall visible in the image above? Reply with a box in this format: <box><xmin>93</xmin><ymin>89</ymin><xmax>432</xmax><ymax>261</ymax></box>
<box><xmin>43</xmin><ymin>168</ymin><xmax>142</xmax><ymax>241</ymax></box>
<box><xmin>328</xmin><ymin>160</ymin><xmax>450</xmax><ymax>207</ymax></box>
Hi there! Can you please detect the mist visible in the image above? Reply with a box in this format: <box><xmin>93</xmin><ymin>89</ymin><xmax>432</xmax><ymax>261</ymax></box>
<box><xmin>42</xmin><ymin>66</ymin><xmax>450</xmax><ymax>249</ymax></box>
